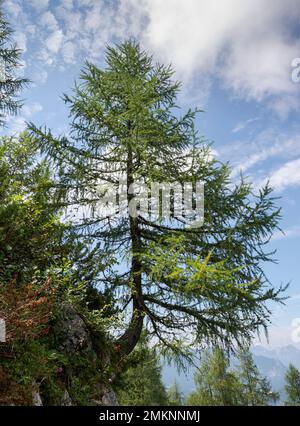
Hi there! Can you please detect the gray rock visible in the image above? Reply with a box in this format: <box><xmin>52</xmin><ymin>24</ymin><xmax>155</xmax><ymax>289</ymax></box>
<box><xmin>32</xmin><ymin>388</ymin><xmax>43</xmax><ymax>406</ymax></box>
<box><xmin>61</xmin><ymin>389</ymin><xmax>72</xmax><ymax>406</ymax></box>
<box><xmin>54</xmin><ymin>303</ymin><xmax>92</xmax><ymax>356</ymax></box>
<box><xmin>101</xmin><ymin>388</ymin><xmax>119</xmax><ymax>406</ymax></box>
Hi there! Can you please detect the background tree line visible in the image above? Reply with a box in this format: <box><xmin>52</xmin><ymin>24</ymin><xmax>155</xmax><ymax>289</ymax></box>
<box><xmin>117</xmin><ymin>344</ymin><xmax>300</xmax><ymax>406</ymax></box>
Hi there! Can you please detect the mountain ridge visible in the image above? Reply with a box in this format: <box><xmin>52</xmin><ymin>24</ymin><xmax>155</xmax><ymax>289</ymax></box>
<box><xmin>162</xmin><ymin>344</ymin><xmax>300</xmax><ymax>401</ymax></box>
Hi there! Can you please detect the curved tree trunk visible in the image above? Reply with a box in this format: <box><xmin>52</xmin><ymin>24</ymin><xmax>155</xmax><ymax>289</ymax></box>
<box><xmin>116</xmin><ymin>141</ymin><xmax>144</xmax><ymax>358</ymax></box>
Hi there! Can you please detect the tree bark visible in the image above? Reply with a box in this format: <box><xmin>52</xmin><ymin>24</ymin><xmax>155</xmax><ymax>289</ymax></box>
<box><xmin>116</xmin><ymin>141</ymin><xmax>144</xmax><ymax>358</ymax></box>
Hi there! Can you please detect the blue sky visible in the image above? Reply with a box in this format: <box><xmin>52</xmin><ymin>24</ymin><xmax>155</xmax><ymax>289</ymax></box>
<box><xmin>3</xmin><ymin>0</ymin><xmax>300</xmax><ymax>348</ymax></box>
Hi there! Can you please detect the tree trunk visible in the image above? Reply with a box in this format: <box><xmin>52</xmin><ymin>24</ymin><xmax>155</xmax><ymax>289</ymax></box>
<box><xmin>116</xmin><ymin>142</ymin><xmax>144</xmax><ymax>358</ymax></box>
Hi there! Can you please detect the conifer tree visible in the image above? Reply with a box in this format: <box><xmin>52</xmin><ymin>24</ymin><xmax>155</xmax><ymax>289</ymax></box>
<box><xmin>167</xmin><ymin>380</ymin><xmax>184</xmax><ymax>406</ymax></box>
<box><xmin>0</xmin><ymin>133</ymin><xmax>65</xmax><ymax>284</ymax></box>
<box><xmin>0</xmin><ymin>3</ymin><xmax>28</xmax><ymax>125</ymax></box>
<box><xmin>284</xmin><ymin>364</ymin><xmax>300</xmax><ymax>406</ymax></box>
<box><xmin>116</xmin><ymin>337</ymin><xmax>168</xmax><ymax>406</ymax></box>
<box><xmin>237</xmin><ymin>347</ymin><xmax>279</xmax><ymax>406</ymax></box>
<box><xmin>30</xmin><ymin>41</ymin><xmax>284</xmax><ymax>360</ymax></box>
<box><xmin>187</xmin><ymin>348</ymin><xmax>241</xmax><ymax>406</ymax></box>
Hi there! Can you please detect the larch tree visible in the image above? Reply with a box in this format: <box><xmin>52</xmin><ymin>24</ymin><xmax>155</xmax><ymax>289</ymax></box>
<box><xmin>237</xmin><ymin>347</ymin><xmax>279</xmax><ymax>406</ymax></box>
<box><xmin>284</xmin><ymin>364</ymin><xmax>300</xmax><ymax>406</ymax></box>
<box><xmin>116</xmin><ymin>336</ymin><xmax>168</xmax><ymax>406</ymax></box>
<box><xmin>167</xmin><ymin>380</ymin><xmax>184</xmax><ymax>406</ymax></box>
<box><xmin>187</xmin><ymin>348</ymin><xmax>242</xmax><ymax>406</ymax></box>
<box><xmin>0</xmin><ymin>2</ymin><xmax>28</xmax><ymax>125</ymax></box>
<box><xmin>0</xmin><ymin>133</ymin><xmax>65</xmax><ymax>285</ymax></box>
<box><xmin>0</xmin><ymin>132</ymin><xmax>118</xmax><ymax>405</ymax></box>
<box><xmin>29</xmin><ymin>41</ymin><xmax>285</xmax><ymax>362</ymax></box>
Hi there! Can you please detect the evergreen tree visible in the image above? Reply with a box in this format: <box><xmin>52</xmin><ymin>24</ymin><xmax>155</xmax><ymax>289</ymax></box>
<box><xmin>187</xmin><ymin>348</ymin><xmax>241</xmax><ymax>406</ymax></box>
<box><xmin>0</xmin><ymin>133</ymin><xmax>65</xmax><ymax>285</ymax></box>
<box><xmin>0</xmin><ymin>133</ymin><xmax>113</xmax><ymax>405</ymax></box>
<box><xmin>116</xmin><ymin>337</ymin><xmax>168</xmax><ymax>406</ymax></box>
<box><xmin>0</xmin><ymin>3</ymin><xmax>28</xmax><ymax>124</ymax></box>
<box><xmin>237</xmin><ymin>347</ymin><xmax>279</xmax><ymax>406</ymax></box>
<box><xmin>284</xmin><ymin>364</ymin><xmax>300</xmax><ymax>406</ymax></box>
<box><xmin>30</xmin><ymin>41</ymin><xmax>284</xmax><ymax>361</ymax></box>
<box><xmin>167</xmin><ymin>380</ymin><xmax>184</xmax><ymax>406</ymax></box>
<box><xmin>0</xmin><ymin>131</ymin><xmax>110</xmax><ymax>294</ymax></box>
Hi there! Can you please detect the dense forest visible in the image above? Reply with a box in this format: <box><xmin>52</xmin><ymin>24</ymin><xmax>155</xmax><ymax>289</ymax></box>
<box><xmin>0</xmin><ymin>4</ymin><xmax>297</xmax><ymax>406</ymax></box>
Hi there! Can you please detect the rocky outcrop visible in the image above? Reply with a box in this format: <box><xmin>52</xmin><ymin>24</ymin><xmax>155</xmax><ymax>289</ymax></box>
<box><xmin>102</xmin><ymin>388</ymin><xmax>119</xmax><ymax>406</ymax></box>
<box><xmin>54</xmin><ymin>303</ymin><xmax>92</xmax><ymax>356</ymax></box>
<box><xmin>1</xmin><ymin>303</ymin><xmax>119</xmax><ymax>406</ymax></box>
<box><xmin>53</xmin><ymin>303</ymin><xmax>118</xmax><ymax>406</ymax></box>
<box><xmin>32</xmin><ymin>389</ymin><xmax>43</xmax><ymax>406</ymax></box>
<box><xmin>61</xmin><ymin>389</ymin><xmax>73</xmax><ymax>406</ymax></box>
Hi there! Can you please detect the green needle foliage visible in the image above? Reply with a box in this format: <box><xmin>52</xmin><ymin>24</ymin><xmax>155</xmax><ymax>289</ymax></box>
<box><xmin>29</xmin><ymin>41</ymin><xmax>285</xmax><ymax>362</ymax></box>
<box><xmin>116</xmin><ymin>336</ymin><xmax>168</xmax><ymax>406</ymax></box>
<box><xmin>0</xmin><ymin>133</ymin><xmax>114</xmax><ymax>405</ymax></box>
<box><xmin>0</xmin><ymin>2</ymin><xmax>28</xmax><ymax>125</ymax></box>
<box><xmin>284</xmin><ymin>364</ymin><xmax>300</xmax><ymax>406</ymax></box>
<box><xmin>187</xmin><ymin>348</ymin><xmax>242</xmax><ymax>406</ymax></box>
<box><xmin>237</xmin><ymin>347</ymin><xmax>279</xmax><ymax>405</ymax></box>
<box><xmin>167</xmin><ymin>380</ymin><xmax>184</xmax><ymax>406</ymax></box>
<box><xmin>187</xmin><ymin>347</ymin><xmax>279</xmax><ymax>406</ymax></box>
<box><xmin>0</xmin><ymin>133</ymin><xmax>65</xmax><ymax>284</ymax></box>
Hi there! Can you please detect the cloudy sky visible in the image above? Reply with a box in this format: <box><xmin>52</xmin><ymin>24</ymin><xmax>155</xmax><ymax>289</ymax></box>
<box><xmin>3</xmin><ymin>0</ymin><xmax>300</xmax><ymax>348</ymax></box>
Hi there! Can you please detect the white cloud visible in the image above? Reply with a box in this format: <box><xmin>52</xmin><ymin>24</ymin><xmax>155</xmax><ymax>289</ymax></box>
<box><xmin>5</xmin><ymin>0</ymin><xmax>23</xmax><ymax>19</ymax></box>
<box><xmin>253</xmin><ymin>324</ymin><xmax>299</xmax><ymax>348</ymax></box>
<box><xmin>232</xmin><ymin>117</ymin><xmax>260</xmax><ymax>133</ymax></box>
<box><xmin>22</xmin><ymin>102</ymin><xmax>43</xmax><ymax>118</ymax></box>
<box><xmin>31</xmin><ymin>69</ymin><xmax>48</xmax><ymax>85</ymax></box>
<box><xmin>25</xmin><ymin>24</ymin><xmax>37</xmax><ymax>36</ymax></box>
<box><xmin>272</xmin><ymin>225</ymin><xmax>300</xmax><ymax>241</ymax></box>
<box><xmin>269</xmin><ymin>158</ymin><xmax>300</xmax><ymax>191</ymax></box>
<box><xmin>216</xmin><ymin>127</ymin><xmax>300</xmax><ymax>193</ymax></box>
<box><xmin>221</xmin><ymin>33</ymin><xmax>298</xmax><ymax>102</ymax></box>
<box><xmin>45</xmin><ymin>30</ymin><xmax>64</xmax><ymax>53</ymax></box>
<box><xmin>143</xmin><ymin>0</ymin><xmax>247</xmax><ymax>75</ymax></box>
<box><xmin>142</xmin><ymin>0</ymin><xmax>300</xmax><ymax>114</ymax></box>
<box><xmin>5</xmin><ymin>0</ymin><xmax>300</xmax><ymax>116</ymax></box>
<box><xmin>2</xmin><ymin>102</ymin><xmax>43</xmax><ymax>136</ymax></box>
<box><xmin>37</xmin><ymin>48</ymin><xmax>55</xmax><ymax>66</ymax></box>
<box><xmin>78</xmin><ymin>0</ymin><xmax>94</xmax><ymax>5</ymax></box>
<box><xmin>62</xmin><ymin>0</ymin><xmax>74</xmax><ymax>11</ymax></box>
<box><xmin>40</xmin><ymin>11</ymin><xmax>59</xmax><ymax>32</ymax></box>
<box><xmin>14</xmin><ymin>32</ymin><xmax>27</xmax><ymax>53</ymax></box>
<box><xmin>5</xmin><ymin>116</ymin><xmax>27</xmax><ymax>134</ymax></box>
<box><xmin>220</xmin><ymin>129</ymin><xmax>300</xmax><ymax>178</ymax></box>
<box><xmin>28</xmin><ymin>0</ymin><xmax>49</xmax><ymax>11</ymax></box>
<box><xmin>61</xmin><ymin>41</ymin><xmax>76</xmax><ymax>64</ymax></box>
<box><xmin>269</xmin><ymin>95</ymin><xmax>300</xmax><ymax>120</ymax></box>
<box><xmin>291</xmin><ymin>293</ymin><xmax>300</xmax><ymax>301</ymax></box>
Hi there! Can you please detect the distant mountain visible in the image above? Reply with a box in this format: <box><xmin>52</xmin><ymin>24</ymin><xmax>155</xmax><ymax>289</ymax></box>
<box><xmin>253</xmin><ymin>354</ymin><xmax>286</xmax><ymax>395</ymax></box>
<box><xmin>252</xmin><ymin>344</ymin><xmax>300</xmax><ymax>369</ymax></box>
<box><xmin>162</xmin><ymin>344</ymin><xmax>300</xmax><ymax>402</ymax></box>
<box><xmin>162</xmin><ymin>361</ymin><xmax>196</xmax><ymax>396</ymax></box>
<box><xmin>277</xmin><ymin>345</ymin><xmax>300</xmax><ymax>370</ymax></box>
<box><xmin>251</xmin><ymin>345</ymin><xmax>277</xmax><ymax>358</ymax></box>
<box><xmin>251</xmin><ymin>344</ymin><xmax>300</xmax><ymax>401</ymax></box>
